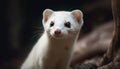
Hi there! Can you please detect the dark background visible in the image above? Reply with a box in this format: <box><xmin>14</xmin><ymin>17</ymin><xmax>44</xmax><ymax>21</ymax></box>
<box><xmin>0</xmin><ymin>0</ymin><xmax>112</xmax><ymax>69</ymax></box>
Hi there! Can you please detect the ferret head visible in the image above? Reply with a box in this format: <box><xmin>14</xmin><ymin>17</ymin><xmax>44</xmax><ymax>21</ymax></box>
<box><xmin>42</xmin><ymin>9</ymin><xmax>83</xmax><ymax>39</ymax></box>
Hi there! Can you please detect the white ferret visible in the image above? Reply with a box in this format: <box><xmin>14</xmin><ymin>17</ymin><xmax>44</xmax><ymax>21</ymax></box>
<box><xmin>21</xmin><ymin>9</ymin><xmax>83</xmax><ymax>69</ymax></box>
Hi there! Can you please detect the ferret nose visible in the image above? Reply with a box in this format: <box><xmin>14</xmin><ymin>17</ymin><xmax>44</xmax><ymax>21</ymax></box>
<box><xmin>54</xmin><ymin>29</ymin><xmax>61</xmax><ymax>35</ymax></box>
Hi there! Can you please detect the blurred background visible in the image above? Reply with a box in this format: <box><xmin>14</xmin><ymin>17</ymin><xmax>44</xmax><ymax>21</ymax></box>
<box><xmin>0</xmin><ymin>0</ymin><xmax>113</xmax><ymax>69</ymax></box>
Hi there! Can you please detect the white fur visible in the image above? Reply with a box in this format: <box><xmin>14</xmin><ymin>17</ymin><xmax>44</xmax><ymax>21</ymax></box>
<box><xmin>21</xmin><ymin>9</ymin><xmax>83</xmax><ymax>69</ymax></box>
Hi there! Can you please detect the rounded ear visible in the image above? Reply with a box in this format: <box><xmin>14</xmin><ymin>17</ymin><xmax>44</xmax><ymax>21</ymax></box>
<box><xmin>71</xmin><ymin>10</ymin><xmax>83</xmax><ymax>23</ymax></box>
<box><xmin>43</xmin><ymin>9</ymin><xmax>54</xmax><ymax>23</ymax></box>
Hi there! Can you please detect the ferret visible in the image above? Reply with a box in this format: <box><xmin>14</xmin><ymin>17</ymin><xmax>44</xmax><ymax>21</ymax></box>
<box><xmin>21</xmin><ymin>9</ymin><xmax>83</xmax><ymax>69</ymax></box>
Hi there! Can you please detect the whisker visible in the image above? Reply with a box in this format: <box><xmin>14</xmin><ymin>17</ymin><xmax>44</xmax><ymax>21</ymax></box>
<box><xmin>33</xmin><ymin>26</ymin><xmax>43</xmax><ymax>30</ymax></box>
<box><xmin>32</xmin><ymin>31</ymin><xmax>41</xmax><ymax>39</ymax></box>
<box><xmin>31</xmin><ymin>25</ymin><xmax>44</xmax><ymax>39</ymax></box>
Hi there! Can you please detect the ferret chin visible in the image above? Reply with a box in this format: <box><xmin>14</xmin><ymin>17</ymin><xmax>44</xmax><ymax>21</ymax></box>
<box><xmin>21</xmin><ymin>9</ymin><xmax>83</xmax><ymax>69</ymax></box>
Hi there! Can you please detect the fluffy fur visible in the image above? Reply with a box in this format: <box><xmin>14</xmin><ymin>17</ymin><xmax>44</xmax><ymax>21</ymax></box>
<box><xmin>21</xmin><ymin>9</ymin><xmax>83</xmax><ymax>69</ymax></box>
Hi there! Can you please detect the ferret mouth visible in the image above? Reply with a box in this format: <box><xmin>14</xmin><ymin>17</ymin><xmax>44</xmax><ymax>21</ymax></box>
<box><xmin>54</xmin><ymin>35</ymin><xmax>63</xmax><ymax>38</ymax></box>
<box><xmin>51</xmin><ymin>34</ymin><xmax>64</xmax><ymax>39</ymax></box>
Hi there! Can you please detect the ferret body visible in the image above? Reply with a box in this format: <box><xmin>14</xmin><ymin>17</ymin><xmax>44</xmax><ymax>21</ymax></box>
<box><xmin>21</xmin><ymin>9</ymin><xmax>83</xmax><ymax>69</ymax></box>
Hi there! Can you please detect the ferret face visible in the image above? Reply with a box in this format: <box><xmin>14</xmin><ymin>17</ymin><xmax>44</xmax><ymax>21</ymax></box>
<box><xmin>42</xmin><ymin>9</ymin><xmax>83</xmax><ymax>39</ymax></box>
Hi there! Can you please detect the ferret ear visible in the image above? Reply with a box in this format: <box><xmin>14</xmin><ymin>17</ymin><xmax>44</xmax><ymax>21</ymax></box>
<box><xmin>43</xmin><ymin>9</ymin><xmax>54</xmax><ymax>22</ymax></box>
<box><xmin>71</xmin><ymin>10</ymin><xmax>83</xmax><ymax>23</ymax></box>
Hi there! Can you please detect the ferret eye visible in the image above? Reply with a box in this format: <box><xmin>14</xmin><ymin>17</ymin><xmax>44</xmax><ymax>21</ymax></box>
<box><xmin>64</xmin><ymin>22</ymin><xmax>71</xmax><ymax>28</ymax></box>
<box><xmin>50</xmin><ymin>21</ymin><xmax>54</xmax><ymax>27</ymax></box>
